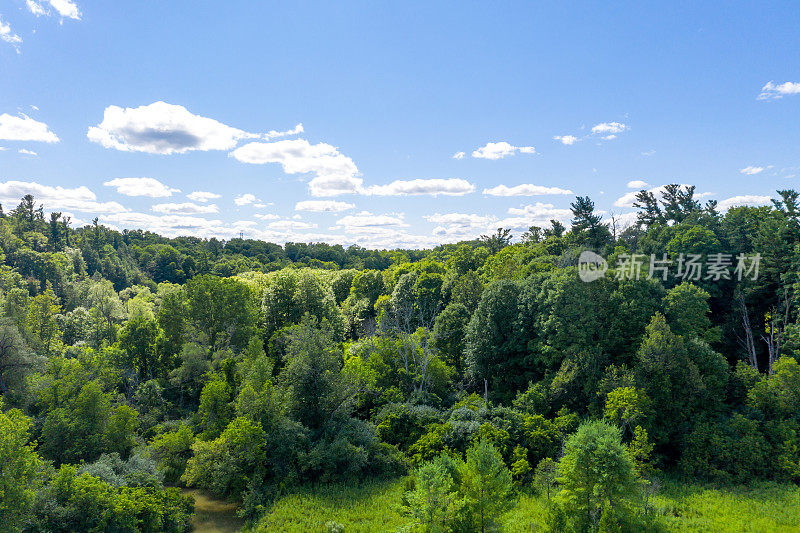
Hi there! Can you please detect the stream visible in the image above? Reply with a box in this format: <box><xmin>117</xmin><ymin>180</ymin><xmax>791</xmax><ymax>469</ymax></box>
<box><xmin>182</xmin><ymin>489</ymin><xmax>246</xmax><ymax>533</ymax></box>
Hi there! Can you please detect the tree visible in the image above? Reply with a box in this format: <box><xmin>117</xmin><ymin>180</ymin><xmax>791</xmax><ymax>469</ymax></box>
<box><xmin>0</xmin><ymin>319</ymin><xmax>33</xmax><ymax>397</ymax></box>
<box><xmin>479</xmin><ymin>228</ymin><xmax>513</xmax><ymax>254</ymax></box>
<box><xmin>26</xmin><ymin>288</ymin><xmax>62</xmax><ymax>353</ymax></box>
<box><xmin>557</xmin><ymin>420</ymin><xmax>638</xmax><ymax>530</ymax></box>
<box><xmin>405</xmin><ymin>456</ymin><xmax>462</xmax><ymax>532</ymax></box>
<box><xmin>459</xmin><ymin>438</ymin><xmax>514</xmax><ymax>533</ymax></box>
<box><xmin>534</xmin><ymin>457</ymin><xmax>558</xmax><ymax>503</ymax></box>
<box><xmin>570</xmin><ymin>196</ymin><xmax>611</xmax><ymax>249</ymax></box>
<box><xmin>119</xmin><ymin>314</ymin><xmax>163</xmax><ymax>380</ymax></box>
<box><xmin>186</xmin><ymin>275</ymin><xmax>258</xmax><ymax>351</ymax></box>
<box><xmin>198</xmin><ymin>377</ymin><xmax>233</xmax><ymax>440</ymax></box>
<box><xmin>0</xmin><ymin>408</ymin><xmax>44</xmax><ymax>532</ymax></box>
<box><xmin>663</xmin><ymin>282</ymin><xmax>718</xmax><ymax>342</ymax></box>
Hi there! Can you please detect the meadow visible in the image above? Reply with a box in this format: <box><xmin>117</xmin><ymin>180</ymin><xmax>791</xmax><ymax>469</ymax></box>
<box><xmin>250</xmin><ymin>478</ymin><xmax>800</xmax><ymax>532</ymax></box>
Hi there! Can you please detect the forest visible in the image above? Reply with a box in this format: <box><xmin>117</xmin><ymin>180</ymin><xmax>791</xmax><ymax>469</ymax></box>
<box><xmin>0</xmin><ymin>186</ymin><xmax>799</xmax><ymax>532</ymax></box>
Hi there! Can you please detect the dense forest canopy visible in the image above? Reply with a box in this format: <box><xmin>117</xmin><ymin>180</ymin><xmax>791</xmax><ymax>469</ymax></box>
<box><xmin>1</xmin><ymin>186</ymin><xmax>799</xmax><ymax>532</ymax></box>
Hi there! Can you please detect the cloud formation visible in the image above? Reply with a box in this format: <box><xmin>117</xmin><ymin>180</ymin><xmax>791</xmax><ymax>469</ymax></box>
<box><xmin>88</xmin><ymin>101</ymin><xmax>259</xmax><ymax>154</ymax></box>
<box><xmin>152</xmin><ymin>202</ymin><xmax>219</xmax><ymax>215</ymax></box>
<box><xmin>0</xmin><ymin>180</ymin><xmax>127</xmax><ymax>213</ymax></box>
<box><xmin>553</xmin><ymin>135</ymin><xmax>578</xmax><ymax>145</ymax></box>
<box><xmin>626</xmin><ymin>180</ymin><xmax>648</xmax><ymax>189</ymax></box>
<box><xmin>758</xmin><ymin>81</ymin><xmax>800</xmax><ymax>100</ymax></box>
<box><xmin>104</xmin><ymin>177</ymin><xmax>180</xmax><ymax>197</ymax></box>
<box><xmin>365</xmin><ymin>178</ymin><xmax>475</xmax><ymax>197</ymax></box>
<box><xmin>231</xmin><ymin>138</ymin><xmax>362</xmax><ymax>197</ymax></box>
<box><xmin>187</xmin><ymin>191</ymin><xmax>221</xmax><ymax>202</ymax></box>
<box><xmin>234</xmin><ymin>193</ymin><xmax>258</xmax><ymax>206</ymax></box>
<box><xmin>295</xmin><ymin>200</ymin><xmax>355</xmax><ymax>212</ymax></box>
<box><xmin>718</xmin><ymin>195</ymin><xmax>772</xmax><ymax>210</ymax></box>
<box><xmin>740</xmin><ymin>166</ymin><xmax>764</xmax><ymax>175</ymax></box>
<box><xmin>0</xmin><ymin>15</ymin><xmax>22</xmax><ymax>52</ymax></box>
<box><xmin>26</xmin><ymin>0</ymin><xmax>82</xmax><ymax>20</ymax></box>
<box><xmin>471</xmin><ymin>141</ymin><xmax>536</xmax><ymax>160</ymax></box>
<box><xmin>483</xmin><ymin>184</ymin><xmax>573</xmax><ymax>196</ymax></box>
<box><xmin>0</xmin><ymin>113</ymin><xmax>59</xmax><ymax>142</ymax></box>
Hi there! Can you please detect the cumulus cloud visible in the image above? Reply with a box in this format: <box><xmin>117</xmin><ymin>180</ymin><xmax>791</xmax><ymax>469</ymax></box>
<box><xmin>364</xmin><ymin>178</ymin><xmax>475</xmax><ymax>197</ymax></box>
<box><xmin>718</xmin><ymin>195</ymin><xmax>773</xmax><ymax>210</ymax></box>
<box><xmin>740</xmin><ymin>166</ymin><xmax>765</xmax><ymax>175</ymax></box>
<box><xmin>453</xmin><ymin>151</ymin><xmax>466</xmax><ymax>159</ymax></box>
<box><xmin>234</xmin><ymin>193</ymin><xmax>258</xmax><ymax>206</ymax></box>
<box><xmin>295</xmin><ymin>200</ymin><xmax>355</xmax><ymax>212</ymax></box>
<box><xmin>495</xmin><ymin>202</ymin><xmax>572</xmax><ymax>231</ymax></box>
<box><xmin>471</xmin><ymin>141</ymin><xmax>536</xmax><ymax>160</ymax></box>
<box><xmin>425</xmin><ymin>212</ymin><xmax>498</xmax><ymax>239</ymax></box>
<box><xmin>88</xmin><ymin>101</ymin><xmax>259</xmax><ymax>154</ymax></box>
<box><xmin>26</xmin><ymin>0</ymin><xmax>81</xmax><ymax>20</ymax></box>
<box><xmin>332</xmin><ymin>211</ymin><xmax>407</xmax><ymax>231</ymax></box>
<box><xmin>18</xmin><ymin>148</ymin><xmax>38</xmax><ymax>156</ymax></box>
<box><xmin>231</xmin><ymin>138</ymin><xmax>362</xmax><ymax>197</ymax></box>
<box><xmin>626</xmin><ymin>180</ymin><xmax>648</xmax><ymax>189</ymax></box>
<box><xmin>152</xmin><ymin>202</ymin><xmax>219</xmax><ymax>215</ymax></box>
<box><xmin>553</xmin><ymin>135</ymin><xmax>579</xmax><ymax>145</ymax></box>
<box><xmin>187</xmin><ymin>191</ymin><xmax>221</xmax><ymax>202</ymax></box>
<box><xmin>0</xmin><ymin>114</ymin><xmax>59</xmax><ymax>142</ymax></box>
<box><xmin>483</xmin><ymin>184</ymin><xmax>573</xmax><ymax>196</ymax></box>
<box><xmin>0</xmin><ymin>15</ymin><xmax>22</xmax><ymax>52</ymax></box>
<box><xmin>254</xmin><ymin>213</ymin><xmax>280</xmax><ymax>220</ymax></box>
<box><xmin>104</xmin><ymin>177</ymin><xmax>179</xmax><ymax>198</ymax></box>
<box><xmin>591</xmin><ymin>122</ymin><xmax>628</xmax><ymax>135</ymax></box>
<box><xmin>266</xmin><ymin>220</ymin><xmax>317</xmax><ymax>231</ymax></box>
<box><xmin>0</xmin><ymin>180</ymin><xmax>127</xmax><ymax>213</ymax></box>
<box><xmin>758</xmin><ymin>81</ymin><xmax>800</xmax><ymax>100</ymax></box>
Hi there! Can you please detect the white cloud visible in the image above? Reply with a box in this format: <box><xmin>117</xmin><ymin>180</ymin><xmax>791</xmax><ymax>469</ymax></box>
<box><xmin>253</xmin><ymin>202</ymin><xmax>272</xmax><ymax>209</ymax></box>
<box><xmin>267</xmin><ymin>220</ymin><xmax>318</xmax><ymax>231</ymax></box>
<box><xmin>471</xmin><ymin>141</ymin><xmax>536</xmax><ymax>160</ymax></box>
<box><xmin>263</xmin><ymin>123</ymin><xmax>304</xmax><ymax>139</ymax></box>
<box><xmin>234</xmin><ymin>193</ymin><xmax>258</xmax><ymax>206</ymax></box>
<box><xmin>18</xmin><ymin>149</ymin><xmax>38</xmax><ymax>156</ymax></box>
<box><xmin>27</xmin><ymin>0</ymin><xmax>81</xmax><ymax>20</ymax></box>
<box><xmin>364</xmin><ymin>178</ymin><xmax>475</xmax><ymax>197</ymax></box>
<box><xmin>453</xmin><ymin>151</ymin><xmax>466</xmax><ymax>159</ymax></box>
<box><xmin>641</xmin><ymin>150</ymin><xmax>656</xmax><ymax>157</ymax></box>
<box><xmin>231</xmin><ymin>138</ymin><xmax>362</xmax><ymax>197</ymax></box>
<box><xmin>152</xmin><ymin>202</ymin><xmax>219</xmax><ymax>215</ymax></box>
<box><xmin>0</xmin><ymin>114</ymin><xmax>59</xmax><ymax>142</ymax></box>
<box><xmin>758</xmin><ymin>81</ymin><xmax>800</xmax><ymax>100</ymax></box>
<box><xmin>495</xmin><ymin>202</ymin><xmax>572</xmax><ymax>231</ymax></box>
<box><xmin>718</xmin><ymin>195</ymin><xmax>772</xmax><ymax>210</ymax></box>
<box><xmin>0</xmin><ymin>15</ymin><xmax>22</xmax><ymax>52</ymax></box>
<box><xmin>88</xmin><ymin>101</ymin><xmax>259</xmax><ymax>154</ymax></box>
<box><xmin>333</xmin><ymin>211</ymin><xmax>407</xmax><ymax>231</ymax></box>
<box><xmin>591</xmin><ymin>122</ymin><xmax>628</xmax><ymax>135</ymax></box>
<box><xmin>104</xmin><ymin>177</ymin><xmax>179</xmax><ymax>197</ymax></box>
<box><xmin>626</xmin><ymin>180</ymin><xmax>648</xmax><ymax>189</ymax></box>
<box><xmin>740</xmin><ymin>166</ymin><xmax>765</xmax><ymax>175</ymax></box>
<box><xmin>483</xmin><ymin>183</ymin><xmax>573</xmax><ymax>196</ymax></box>
<box><xmin>295</xmin><ymin>200</ymin><xmax>355</xmax><ymax>212</ymax></box>
<box><xmin>254</xmin><ymin>213</ymin><xmax>280</xmax><ymax>220</ymax></box>
<box><xmin>0</xmin><ymin>180</ymin><xmax>127</xmax><ymax>213</ymax></box>
<box><xmin>424</xmin><ymin>213</ymin><xmax>496</xmax><ymax>227</ymax></box>
<box><xmin>187</xmin><ymin>191</ymin><xmax>221</xmax><ymax>202</ymax></box>
<box><xmin>553</xmin><ymin>135</ymin><xmax>578</xmax><ymax>145</ymax></box>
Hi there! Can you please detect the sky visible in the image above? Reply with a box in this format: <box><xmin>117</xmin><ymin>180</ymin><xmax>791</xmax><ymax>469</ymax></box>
<box><xmin>1</xmin><ymin>1</ymin><xmax>799</xmax><ymax>248</ymax></box>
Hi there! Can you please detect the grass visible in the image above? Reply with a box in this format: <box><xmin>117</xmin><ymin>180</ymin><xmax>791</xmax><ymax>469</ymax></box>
<box><xmin>249</xmin><ymin>477</ymin><xmax>800</xmax><ymax>532</ymax></box>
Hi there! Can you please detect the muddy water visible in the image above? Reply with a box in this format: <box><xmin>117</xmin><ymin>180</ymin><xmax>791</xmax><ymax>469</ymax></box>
<box><xmin>182</xmin><ymin>488</ymin><xmax>246</xmax><ymax>533</ymax></box>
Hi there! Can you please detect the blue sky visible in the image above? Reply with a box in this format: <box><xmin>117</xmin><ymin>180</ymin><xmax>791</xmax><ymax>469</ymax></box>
<box><xmin>1</xmin><ymin>1</ymin><xmax>799</xmax><ymax>248</ymax></box>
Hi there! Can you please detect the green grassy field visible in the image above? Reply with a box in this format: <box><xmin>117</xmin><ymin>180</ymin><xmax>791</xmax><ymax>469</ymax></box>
<box><xmin>249</xmin><ymin>477</ymin><xmax>800</xmax><ymax>533</ymax></box>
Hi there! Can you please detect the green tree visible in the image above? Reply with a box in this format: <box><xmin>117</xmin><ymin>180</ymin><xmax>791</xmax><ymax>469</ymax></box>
<box><xmin>557</xmin><ymin>420</ymin><xmax>638</xmax><ymax>530</ymax></box>
<box><xmin>459</xmin><ymin>438</ymin><xmax>514</xmax><ymax>533</ymax></box>
<box><xmin>0</xmin><ymin>408</ymin><xmax>45</xmax><ymax>532</ymax></box>
<box><xmin>119</xmin><ymin>314</ymin><xmax>163</xmax><ymax>380</ymax></box>
<box><xmin>406</xmin><ymin>456</ymin><xmax>462</xmax><ymax>532</ymax></box>
<box><xmin>26</xmin><ymin>288</ymin><xmax>62</xmax><ymax>353</ymax></box>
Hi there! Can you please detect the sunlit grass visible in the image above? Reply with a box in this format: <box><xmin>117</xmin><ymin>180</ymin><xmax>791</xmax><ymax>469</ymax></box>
<box><xmin>249</xmin><ymin>477</ymin><xmax>800</xmax><ymax>532</ymax></box>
